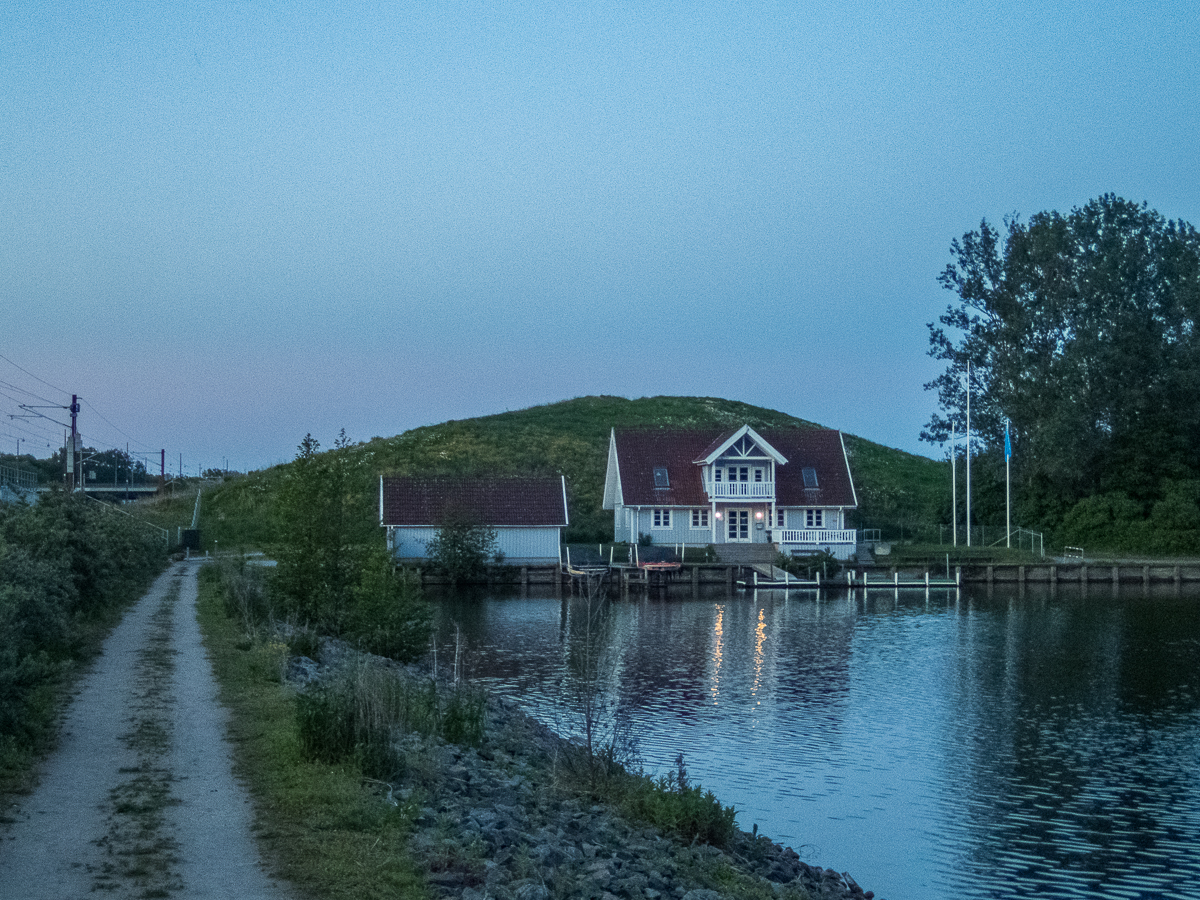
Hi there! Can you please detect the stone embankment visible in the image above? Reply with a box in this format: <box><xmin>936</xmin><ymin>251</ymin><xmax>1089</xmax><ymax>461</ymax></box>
<box><xmin>293</xmin><ymin>651</ymin><xmax>876</xmax><ymax>900</ymax></box>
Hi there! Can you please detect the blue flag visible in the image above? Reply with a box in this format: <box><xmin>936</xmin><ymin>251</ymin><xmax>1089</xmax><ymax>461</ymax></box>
<box><xmin>1004</xmin><ymin>420</ymin><xmax>1012</xmax><ymax>461</ymax></box>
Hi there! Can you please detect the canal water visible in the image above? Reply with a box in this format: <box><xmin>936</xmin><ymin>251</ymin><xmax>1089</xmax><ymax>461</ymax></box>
<box><xmin>431</xmin><ymin>583</ymin><xmax>1200</xmax><ymax>900</ymax></box>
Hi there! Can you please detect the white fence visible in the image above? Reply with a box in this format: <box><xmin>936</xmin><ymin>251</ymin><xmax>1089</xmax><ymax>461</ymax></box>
<box><xmin>774</xmin><ymin>529</ymin><xmax>857</xmax><ymax>546</ymax></box>
<box><xmin>708</xmin><ymin>482</ymin><xmax>775</xmax><ymax>499</ymax></box>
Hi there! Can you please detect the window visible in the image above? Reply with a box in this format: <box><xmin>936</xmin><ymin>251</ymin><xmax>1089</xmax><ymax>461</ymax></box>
<box><xmin>753</xmin><ymin>467</ymin><xmax>764</xmax><ymax>483</ymax></box>
<box><xmin>727</xmin><ymin>466</ymin><xmax>748</xmax><ymax>482</ymax></box>
<box><xmin>691</xmin><ymin>508</ymin><xmax>709</xmax><ymax>528</ymax></box>
<box><xmin>652</xmin><ymin>509</ymin><xmax>671</xmax><ymax>529</ymax></box>
<box><xmin>776</xmin><ymin>509</ymin><xmax>786</xmax><ymax>528</ymax></box>
<box><xmin>802</xmin><ymin>467</ymin><xmax>819</xmax><ymax>489</ymax></box>
<box><xmin>714</xmin><ymin>467</ymin><xmax>722</xmax><ymax>482</ymax></box>
<box><xmin>653</xmin><ymin>466</ymin><xmax>669</xmax><ymax>488</ymax></box>
<box><xmin>806</xmin><ymin>509</ymin><xmax>824</xmax><ymax>528</ymax></box>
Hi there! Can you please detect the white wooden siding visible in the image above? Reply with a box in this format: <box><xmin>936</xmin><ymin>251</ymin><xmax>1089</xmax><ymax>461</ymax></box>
<box><xmin>391</xmin><ymin>526</ymin><xmax>562</xmax><ymax>564</ymax></box>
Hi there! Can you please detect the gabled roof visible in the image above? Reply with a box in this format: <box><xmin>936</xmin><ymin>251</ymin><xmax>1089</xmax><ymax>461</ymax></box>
<box><xmin>604</xmin><ymin>426</ymin><xmax>856</xmax><ymax>509</ymax></box>
<box><xmin>693</xmin><ymin>425</ymin><xmax>787</xmax><ymax>465</ymax></box>
<box><xmin>380</xmin><ymin>475</ymin><xmax>568</xmax><ymax>527</ymax></box>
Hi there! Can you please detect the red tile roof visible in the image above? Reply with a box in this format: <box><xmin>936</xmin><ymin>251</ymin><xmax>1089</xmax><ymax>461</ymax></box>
<box><xmin>381</xmin><ymin>476</ymin><xmax>568</xmax><ymax>527</ymax></box>
<box><xmin>611</xmin><ymin>427</ymin><xmax>855</xmax><ymax>508</ymax></box>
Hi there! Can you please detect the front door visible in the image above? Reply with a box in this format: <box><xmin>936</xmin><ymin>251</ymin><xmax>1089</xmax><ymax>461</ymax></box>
<box><xmin>726</xmin><ymin>508</ymin><xmax>750</xmax><ymax>542</ymax></box>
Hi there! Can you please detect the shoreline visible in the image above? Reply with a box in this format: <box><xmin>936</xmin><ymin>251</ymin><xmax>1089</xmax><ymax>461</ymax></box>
<box><xmin>301</xmin><ymin>643</ymin><xmax>877</xmax><ymax>900</ymax></box>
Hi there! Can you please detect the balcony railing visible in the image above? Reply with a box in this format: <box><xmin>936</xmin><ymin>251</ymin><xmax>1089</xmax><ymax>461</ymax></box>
<box><xmin>774</xmin><ymin>529</ymin><xmax>857</xmax><ymax>546</ymax></box>
<box><xmin>708</xmin><ymin>482</ymin><xmax>775</xmax><ymax>500</ymax></box>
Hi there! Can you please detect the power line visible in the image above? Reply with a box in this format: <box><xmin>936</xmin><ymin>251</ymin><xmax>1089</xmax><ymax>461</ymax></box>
<box><xmin>0</xmin><ymin>352</ymin><xmax>70</xmax><ymax>398</ymax></box>
<box><xmin>0</xmin><ymin>379</ymin><xmax>60</xmax><ymax>406</ymax></box>
<box><xmin>80</xmin><ymin>398</ymin><xmax>154</xmax><ymax>451</ymax></box>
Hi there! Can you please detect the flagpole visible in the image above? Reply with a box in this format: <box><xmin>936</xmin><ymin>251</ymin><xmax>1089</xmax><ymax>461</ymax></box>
<box><xmin>1006</xmin><ymin>419</ymin><xmax>1011</xmax><ymax>549</ymax></box>
<box><xmin>966</xmin><ymin>360</ymin><xmax>971</xmax><ymax>548</ymax></box>
<box><xmin>950</xmin><ymin>422</ymin><xmax>957</xmax><ymax>547</ymax></box>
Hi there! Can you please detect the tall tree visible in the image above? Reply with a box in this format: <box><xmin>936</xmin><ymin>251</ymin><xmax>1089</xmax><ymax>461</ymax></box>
<box><xmin>925</xmin><ymin>195</ymin><xmax>1200</xmax><ymax>523</ymax></box>
<box><xmin>274</xmin><ymin>431</ymin><xmax>363</xmax><ymax>626</ymax></box>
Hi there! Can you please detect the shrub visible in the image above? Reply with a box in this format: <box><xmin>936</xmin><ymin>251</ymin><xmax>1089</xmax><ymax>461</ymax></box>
<box><xmin>425</xmin><ymin>520</ymin><xmax>499</xmax><ymax>584</ymax></box>
<box><xmin>619</xmin><ymin>755</ymin><xmax>738</xmax><ymax>848</ymax></box>
<box><xmin>0</xmin><ymin>493</ymin><xmax>163</xmax><ymax>782</ymax></box>
<box><xmin>776</xmin><ymin>549</ymin><xmax>841</xmax><ymax>580</ymax></box>
<box><xmin>346</xmin><ymin>550</ymin><xmax>430</xmax><ymax>662</ymax></box>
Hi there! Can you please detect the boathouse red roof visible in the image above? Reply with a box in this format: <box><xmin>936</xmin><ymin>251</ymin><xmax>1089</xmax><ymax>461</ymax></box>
<box><xmin>380</xmin><ymin>476</ymin><xmax>568</xmax><ymax>527</ymax></box>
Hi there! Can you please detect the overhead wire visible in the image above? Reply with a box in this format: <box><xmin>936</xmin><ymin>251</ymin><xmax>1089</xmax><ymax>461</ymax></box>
<box><xmin>0</xmin><ymin>352</ymin><xmax>173</xmax><ymax>467</ymax></box>
<box><xmin>0</xmin><ymin>352</ymin><xmax>70</xmax><ymax>398</ymax></box>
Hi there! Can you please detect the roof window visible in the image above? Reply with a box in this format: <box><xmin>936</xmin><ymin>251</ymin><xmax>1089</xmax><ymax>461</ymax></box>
<box><xmin>802</xmin><ymin>467</ymin><xmax>819</xmax><ymax>489</ymax></box>
<box><xmin>653</xmin><ymin>466</ymin><xmax>670</xmax><ymax>488</ymax></box>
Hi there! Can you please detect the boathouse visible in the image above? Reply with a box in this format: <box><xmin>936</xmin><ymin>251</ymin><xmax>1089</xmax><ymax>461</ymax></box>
<box><xmin>602</xmin><ymin>425</ymin><xmax>858</xmax><ymax>559</ymax></box>
<box><xmin>380</xmin><ymin>475</ymin><xmax>569</xmax><ymax>566</ymax></box>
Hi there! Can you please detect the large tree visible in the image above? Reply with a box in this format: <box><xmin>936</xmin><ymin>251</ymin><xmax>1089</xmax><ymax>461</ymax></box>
<box><xmin>925</xmin><ymin>195</ymin><xmax>1200</xmax><ymax>526</ymax></box>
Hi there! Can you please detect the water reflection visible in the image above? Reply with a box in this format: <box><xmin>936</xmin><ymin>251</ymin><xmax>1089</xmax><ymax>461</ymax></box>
<box><xmin>432</xmin><ymin>585</ymin><xmax>1200</xmax><ymax>900</ymax></box>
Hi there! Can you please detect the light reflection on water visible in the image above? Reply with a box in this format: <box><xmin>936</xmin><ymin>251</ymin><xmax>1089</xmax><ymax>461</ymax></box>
<box><xmin>433</xmin><ymin>585</ymin><xmax>1200</xmax><ymax>900</ymax></box>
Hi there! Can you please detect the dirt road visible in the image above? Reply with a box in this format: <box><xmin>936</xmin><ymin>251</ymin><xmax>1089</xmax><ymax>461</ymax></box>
<box><xmin>0</xmin><ymin>560</ymin><xmax>291</xmax><ymax>899</ymax></box>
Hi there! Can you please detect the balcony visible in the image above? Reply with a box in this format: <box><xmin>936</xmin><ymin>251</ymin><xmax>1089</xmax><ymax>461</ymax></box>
<box><xmin>774</xmin><ymin>529</ymin><xmax>856</xmax><ymax>546</ymax></box>
<box><xmin>708</xmin><ymin>482</ymin><xmax>775</xmax><ymax>500</ymax></box>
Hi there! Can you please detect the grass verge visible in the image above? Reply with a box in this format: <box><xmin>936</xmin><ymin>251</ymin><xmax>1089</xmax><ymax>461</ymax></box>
<box><xmin>195</xmin><ymin>566</ymin><xmax>426</xmax><ymax>900</ymax></box>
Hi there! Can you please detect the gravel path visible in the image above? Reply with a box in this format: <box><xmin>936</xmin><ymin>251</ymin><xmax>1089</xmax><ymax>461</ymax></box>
<box><xmin>0</xmin><ymin>560</ymin><xmax>292</xmax><ymax>899</ymax></box>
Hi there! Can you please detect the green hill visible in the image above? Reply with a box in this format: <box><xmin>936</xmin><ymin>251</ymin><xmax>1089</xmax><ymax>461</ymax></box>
<box><xmin>191</xmin><ymin>395</ymin><xmax>949</xmax><ymax>549</ymax></box>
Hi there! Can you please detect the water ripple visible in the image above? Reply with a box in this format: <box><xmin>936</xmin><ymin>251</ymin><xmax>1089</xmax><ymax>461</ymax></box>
<box><xmin>436</xmin><ymin>587</ymin><xmax>1200</xmax><ymax>900</ymax></box>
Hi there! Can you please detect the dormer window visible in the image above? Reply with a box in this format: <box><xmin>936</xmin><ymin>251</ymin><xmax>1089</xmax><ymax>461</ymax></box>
<box><xmin>653</xmin><ymin>467</ymin><xmax>669</xmax><ymax>488</ymax></box>
<box><xmin>802</xmin><ymin>467</ymin><xmax>819</xmax><ymax>489</ymax></box>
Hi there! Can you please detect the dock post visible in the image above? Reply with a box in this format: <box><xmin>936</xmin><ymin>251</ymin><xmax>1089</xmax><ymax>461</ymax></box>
<box><xmin>521</xmin><ymin>567</ymin><xmax>529</xmax><ymax>589</ymax></box>
<box><xmin>925</xmin><ymin>571</ymin><xmax>930</xmax><ymax>587</ymax></box>
<box><xmin>955</xmin><ymin>566</ymin><xmax>961</xmax><ymax>586</ymax></box>
<box><xmin>1112</xmin><ymin>566</ymin><xmax>1120</xmax><ymax>586</ymax></box>
<box><xmin>1019</xmin><ymin>565</ymin><xmax>1025</xmax><ymax>585</ymax></box>
<box><xmin>987</xmin><ymin>565</ymin><xmax>994</xmax><ymax>585</ymax></box>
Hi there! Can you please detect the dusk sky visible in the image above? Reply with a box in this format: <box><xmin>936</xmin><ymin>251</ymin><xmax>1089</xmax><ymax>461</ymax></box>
<box><xmin>2</xmin><ymin>2</ymin><xmax>1197</xmax><ymax>474</ymax></box>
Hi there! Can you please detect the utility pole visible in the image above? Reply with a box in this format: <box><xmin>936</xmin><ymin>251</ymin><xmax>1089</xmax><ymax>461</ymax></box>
<box><xmin>65</xmin><ymin>394</ymin><xmax>80</xmax><ymax>492</ymax></box>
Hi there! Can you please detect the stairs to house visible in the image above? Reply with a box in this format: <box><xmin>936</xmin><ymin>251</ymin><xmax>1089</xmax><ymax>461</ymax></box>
<box><xmin>715</xmin><ymin>543</ymin><xmax>780</xmax><ymax>565</ymax></box>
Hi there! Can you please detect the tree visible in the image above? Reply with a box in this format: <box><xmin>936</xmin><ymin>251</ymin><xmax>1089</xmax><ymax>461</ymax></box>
<box><xmin>424</xmin><ymin>519</ymin><xmax>498</xmax><ymax>584</ymax></box>
<box><xmin>925</xmin><ymin>195</ymin><xmax>1200</xmax><ymax>533</ymax></box>
<box><xmin>273</xmin><ymin>431</ymin><xmax>366</xmax><ymax>627</ymax></box>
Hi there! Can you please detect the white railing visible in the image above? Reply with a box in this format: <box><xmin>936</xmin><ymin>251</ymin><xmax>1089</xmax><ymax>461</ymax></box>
<box><xmin>708</xmin><ymin>482</ymin><xmax>775</xmax><ymax>500</ymax></box>
<box><xmin>774</xmin><ymin>529</ymin><xmax>856</xmax><ymax>546</ymax></box>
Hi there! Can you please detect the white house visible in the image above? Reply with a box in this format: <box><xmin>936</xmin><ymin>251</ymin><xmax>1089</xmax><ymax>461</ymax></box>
<box><xmin>602</xmin><ymin>425</ymin><xmax>859</xmax><ymax>559</ymax></box>
<box><xmin>380</xmin><ymin>475</ymin><xmax>569</xmax><ymax>566</ymax></box>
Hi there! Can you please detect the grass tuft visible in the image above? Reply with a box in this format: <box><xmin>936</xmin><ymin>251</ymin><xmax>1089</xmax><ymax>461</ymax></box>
<box><xmin>196</xmin><ymin>565</ymin><xmax>427</xmax><ymax>900</ymax></box>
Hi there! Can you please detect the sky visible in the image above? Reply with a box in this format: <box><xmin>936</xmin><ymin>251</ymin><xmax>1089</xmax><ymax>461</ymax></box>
<box><xmin>2</xmin><ymin>1</ymin><xmax>1197</xmax><ymax>474</ymax></box>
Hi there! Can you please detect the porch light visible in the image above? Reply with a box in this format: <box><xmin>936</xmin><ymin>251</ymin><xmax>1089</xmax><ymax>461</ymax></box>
<box><xmin>714</xmin><ymin>511</ymin><xmax>722</xmax><ymax>520</ymax></box>
<box><xmin>755</xmin><ymin>511</ymin><xmax>763</xmax><ymax>520</ymax></box>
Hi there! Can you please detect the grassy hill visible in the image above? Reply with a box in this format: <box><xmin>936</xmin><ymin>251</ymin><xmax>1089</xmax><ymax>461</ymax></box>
<box><xmin>185</xmin><ymin>395</ymin><xmax>949</xmax><ymax>549</ymax></box>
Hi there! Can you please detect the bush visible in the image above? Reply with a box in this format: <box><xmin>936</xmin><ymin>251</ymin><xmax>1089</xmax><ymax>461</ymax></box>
<box><xmin>0</xmin><ymin>492</ymin><xmax>163</xmax><ymax>785</ymax></box>
<box><xmin>425</xmin><ymin>520</ymin><xmax>499</xmax><ymax>584</ymax></box>
<box><xmin>618</xmin><ymin>755</ymin><xmax>738</xmax><ymax>848</ymax></box>
<box><xmin>776</xmin><ymin>549</ymin><xmax>841</xmax><ymax>580</ymax></box>
<box><xmin>346</xmin><ymin>550</ymin><xmax>430</xmax><ymax>662</ymax></box>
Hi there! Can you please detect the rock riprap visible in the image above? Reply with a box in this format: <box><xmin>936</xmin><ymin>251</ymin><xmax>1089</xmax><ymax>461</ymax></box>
<box><xmin>293</xmin><ymin>648</ymin><xmax>878</xmax><ymax>900</ymax></box>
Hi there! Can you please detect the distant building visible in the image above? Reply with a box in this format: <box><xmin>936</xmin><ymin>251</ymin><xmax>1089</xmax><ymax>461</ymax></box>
<box><xmin>380</xmin><ymin>475</ymin><xmax>569</xmax><ymax>566</ymax></box>
<box><xmin>602</xmin><ymin>424</ymin><xmax>858</xmax><ymax>559</ymax></box>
